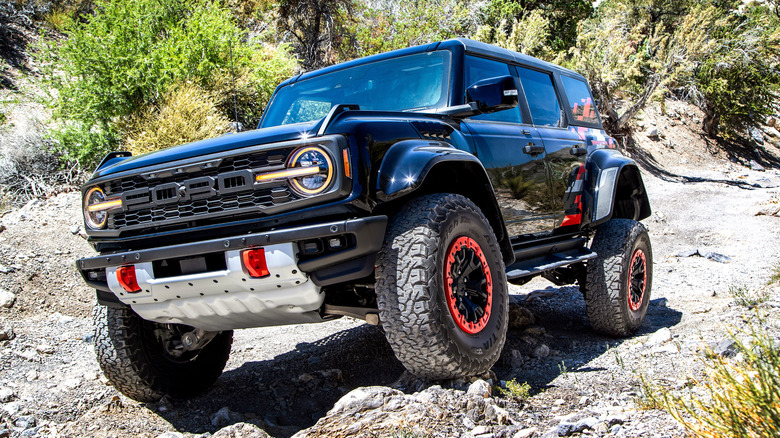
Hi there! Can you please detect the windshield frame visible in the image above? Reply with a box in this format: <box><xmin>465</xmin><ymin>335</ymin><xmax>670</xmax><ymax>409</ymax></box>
<box><xmin>259</xmin><ymin>50</ymin><xmax>453</xmax><ymax>129</ymax></box>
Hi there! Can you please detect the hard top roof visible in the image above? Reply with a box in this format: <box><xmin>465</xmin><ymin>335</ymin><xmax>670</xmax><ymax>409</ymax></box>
<box><xmin>279</xmin><ymin>38</ymin><xmax>586</xmax><ymax>88</ymax></box>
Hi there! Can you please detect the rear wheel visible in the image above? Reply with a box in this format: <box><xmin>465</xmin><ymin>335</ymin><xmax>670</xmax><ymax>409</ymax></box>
<box><xmin>93</xmin><ymin>304</ymin><xmax>232</xmax><ymax>402</ymax></box>
<box><xmin>375</xmin><ymin>193</ymin><xmax>508</xmax><ymax>379</ymax></box>
<box><xmin>585</xmin><ymin>219</ymin><xmax>652</xmax><ymax>336</ymax></box>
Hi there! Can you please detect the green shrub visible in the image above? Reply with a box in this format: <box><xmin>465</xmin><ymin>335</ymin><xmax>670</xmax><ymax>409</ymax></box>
<box><xmin>646</xmin><ymin>323</ymin><xmax>780</xmax><ymax>437</ymax></box>
<box><xmin>124</xmin><ymin>82</ymin><xmax>229</xmax><ymax>156</ymax></box>
<box><xmin>500</xmin><ymin>378</ymin><xmax>531</xmax><ymax>399</ymax></box>
<box><xmin>40</xmin><ymin>0</ymin><xmax>297</xmax><ymax>167</ymax></box>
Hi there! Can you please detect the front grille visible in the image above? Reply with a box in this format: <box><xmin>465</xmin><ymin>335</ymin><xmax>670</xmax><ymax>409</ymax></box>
<box><xmin>103</xmin><ymin>148</ymin><xmax>297</xmax><ymax>232</ymax></box>
<box><xmin>106</xmin><ymin>149</ymin><xmax>290</xmax><ymax>195</ymax></box>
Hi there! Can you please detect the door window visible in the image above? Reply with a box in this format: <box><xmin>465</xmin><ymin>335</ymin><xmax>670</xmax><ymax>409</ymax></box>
<box><xmin>516</xmin><ymin>66</ymin><xmax>562</xmax><ymax>127</ymax></box>
<box><xmin>465</xmin><ymin>55</ymin><xmax>523</xmax><ymax>123</ymax></box>
<box><xmin>561</xmin><ymin>75</ymin><xmax>599</xmax><ymax>125</ymax></box>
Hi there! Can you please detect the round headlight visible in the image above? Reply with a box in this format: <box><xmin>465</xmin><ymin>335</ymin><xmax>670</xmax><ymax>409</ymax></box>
<box><xmin>84</xmin><ymin>187</ymin><xmax>108</xmax><ymax>229</ymax></box>
<box><xmin>287</xmin><ymin>146</ymin><xmax>334</xmax><ymax>196</ymax></box>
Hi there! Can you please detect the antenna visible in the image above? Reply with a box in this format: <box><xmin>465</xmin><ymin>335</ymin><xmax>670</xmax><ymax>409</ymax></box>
<box><xmin>228</xmin><ymin>36</ymin><xmax>240</xmax><ymax>132</ymax></box>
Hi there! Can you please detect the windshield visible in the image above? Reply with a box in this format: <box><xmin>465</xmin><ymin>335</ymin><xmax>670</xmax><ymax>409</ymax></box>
<box><xmin>261</xmin><ymin>51</ymin><xmax>452</xmax><ymax>128</ymax></box>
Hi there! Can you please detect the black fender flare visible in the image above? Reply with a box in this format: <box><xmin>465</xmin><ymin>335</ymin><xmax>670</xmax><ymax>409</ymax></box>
<box><xmin>586</xmin><ymin>149</ymin><xmax>651</xmax><ymax>226</ymax></box>
<box><xmin>376</xmin><ymin>140</ymin><xmax>514</xmax><ymax>265</ymax></box>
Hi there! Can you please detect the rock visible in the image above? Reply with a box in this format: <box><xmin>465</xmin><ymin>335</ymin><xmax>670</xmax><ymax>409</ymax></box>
<box><xmin>467</xmin><ymin>380</ymin><xmax>492</xmax><ymax>398</ymax></box>
<box><xmin>213</xmin><ymin>423</ymin><xmax>271</xmax><ymax>438</ymax></box>
<box><xmin>0</xmin><ymin>387</ymin><xmax>15</xmax><ymax>402</ymax></box>
<box><xmin>508</xmin><ymin>302</ymin><xmax>536</xmax><ymax>328</ymax></box>
<box><xmin>513</xmin><ymin>427</ymin><xmax>537</xmax><ymax>438</ymax></box>
<box><xmin>709</xmin><ymin>339</ymin><xmax>739</xmax><ymax>357</ymax></box>
<box><xmin>704</xmin><ymin>252</ymin><xmax>731</xmax><ymax>263</ymax></box>
<box><xmin>610</xmin><ymin>425</ymin><xmax>622</xmax><ymax>435</ymax></box>
<box><xmin>557</xmin><ymin>416</ymin><xmax>598</xmax><ymax>436</ymax></box>
<box><xmin>15</xmin><ymin>416</ymin><xmax>36</xmax><ymax>429</ymax></box>
<box><xmin>575</xmin><ymin>416</ymin><xmax>599</xmax><ymax>431</ymax></box>
<box><xmin>25</xmin><ymin>371</ymin><xmax>38</xmax><ymax>382</ymax></box>
<box><xmin>35</xmin><ymin>344</ymin><xmax>55</xmax><ymax>354</ymax></box>
<box><xmin>646</xmin><ymin>328</ymin><xmax>672</xmax><ymax>347</ymax></box>
<box><xmin>748</xmin><ymin>126</ymin><xmax>765</xmax><ymax>145</ymax></box>
<box><xmin>212</xmin><ymin>407</ymin><xmax>235</xmax><ymax>428</ymax></box>
<box><xmin>593</xmin><ymin>422</ymin><xmax>608</xmax><ymax>433</ymax></box>
<box><xmin>0</xmin><ymin>429</ymin><xmax>9</xmax><ymax>438</ymax></box>
<box><xmin>0</xmin><ymin>319</ymin><xmax>14</xmax><ymax>341</ymax></box>
<box><xmin>484</xmin><ymin>404</ymin><xmax>511</xmax><ymax>425</ymax></box>
<box><xmin>155</xmin><ymin>433</ymin><xmax>184</xmax><ymax>438</ymax></box>
<box><xmin>646</xmin><ymin>127</ymin><xmax>660</xmax><ymax>139</ymax></box>
<box><xmin>532</xmin><ymin>344</ymin><xmax>550</xmax><ymax>358</ymax></box>
<box><xmin>651</xmin><ymin>297</ymin><xmax>668</xmax><ymax>307</ymax></box>
<box><xmin>510</xmin><ymin>349</ymin><xmax>525</xmax><ymax>369</ymax></box>
<box><xmin>0</xmin><ymin>290</ymin><xmax>15</xmax><ymax>308</ymax></box>
<box><xmin>330</xmin><ymin>386</ymin><xmax>401</xmax><ymax>414</ymax></box>
<box><xmin>472</xmin><ymin>425</ymin><xmax>491</xmax><ymax>435</ymax></box>
<box><xmin>69</xmin><ymin>225</ymin><xmax>80</xmax><ymax>235</ymax></box>
<box><xmin>750</xmin><ymin>160</ymin><xmax>766</xmax><ymax>172</ymax></box>
<box><xmin>0</xmin><ymin>266</ymin><xmax>11</xmax><ymax>274</ymax></box>
<box><xmin>462</xmin><ymin>416</ymin><xmax>476</xmax><ymax>429</ymax></box>
<box><xmin>651</xmin><ymin>343</ymin><xmax>680</xmax><ymax>354</ymax></box>
<box><xmin>61</xmin><ymin>378</ymin><xmax>81</xmax><ymax>390</ymax></box>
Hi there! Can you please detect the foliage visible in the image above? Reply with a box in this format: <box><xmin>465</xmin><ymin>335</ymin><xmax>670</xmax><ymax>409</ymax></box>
<box><xmin>771</xmin><ymin>264</ymin><xmax>780</xmax><ymax>285</ymax></box>
<box><xmin>729</xmin><ymin>284</ymin><xmax>770</xmax><ymax>309</ymax></box>
<box><xmin>124</xmin><ymin>82</ymin><xmax>229</xmax><ymax>156</ymax></box>
<box><xmin>645</xmin><ymin>321</ymin><xmax>780</xmax><ymax>437</ymax></box>
<box><xmin>40</xmin><ymin>0</ymin><xmax>297</xmax><ymax>167</ymax></box>
<box><xmin>500</xmin><ymin>378</ymin><xmax>531</xmax><ymax>399</ymax></box>
<box><xmin>475</xmin><ymin>9</ymin><xmax>553</xmax><ymax>60</ymax></box>
<box><xmin>349</xmin><ymin>0</ymin><xmax>474</xmax><ymax>59</ymax></box>
<box><xmin>696</xmin><ymin>4</ymin><xmax>780</xmax><ymax>137</ymax></box>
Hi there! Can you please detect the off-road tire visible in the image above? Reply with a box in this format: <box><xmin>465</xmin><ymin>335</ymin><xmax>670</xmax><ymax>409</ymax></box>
<box><xmin>585</xmin><ymin>219</ymin><xmax>652</xmax><ymax>336</ymax></box>
<box><xmin>376</xmin><ymin>193</ymin><xmax>508</xmax><ymax>379</ymax></box>
<box><xmin>93</xmin><ymin>304</ymin><xmax>233</xmax><ymax>402</ymax></box>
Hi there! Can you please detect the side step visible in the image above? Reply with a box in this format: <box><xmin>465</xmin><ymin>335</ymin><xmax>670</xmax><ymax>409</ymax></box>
<box><xmin>505</xmin><ymin>238</ymin><xmax>596</xmax><ymax>280</ymax></box>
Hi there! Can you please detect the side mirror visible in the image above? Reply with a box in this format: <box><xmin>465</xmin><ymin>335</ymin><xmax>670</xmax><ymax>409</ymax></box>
<box><xmin>466</xmin><ymin>75</ymin><xmax>519</xmax><ymax>114</ymax></box>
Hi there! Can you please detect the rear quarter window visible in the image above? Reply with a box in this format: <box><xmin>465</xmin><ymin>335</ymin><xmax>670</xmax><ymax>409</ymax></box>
<box><xmin>561</xmin><ymin>75</ymin><xmax>599</xmax><ymax>126</ymax></box>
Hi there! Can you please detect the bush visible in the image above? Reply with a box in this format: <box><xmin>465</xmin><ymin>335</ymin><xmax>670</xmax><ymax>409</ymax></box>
<box><xmin>40</xmin><ymin>0</ymin><xmax>297</xmax><ymax>167</ymax></box>
<box><xmin>124</xmin><ymin>82</ymin><xmax>229</xmax><ymax>156</ymax></box>
<box><xmin>645</xmin><ymin>321</ymin><xmax>780</xmax><ymax>437</ymax></box>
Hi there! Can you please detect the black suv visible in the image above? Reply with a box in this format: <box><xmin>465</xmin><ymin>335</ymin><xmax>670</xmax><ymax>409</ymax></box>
<box><xmin>77</xmin><ymin>39</ymin><xmax>652</xmax><ymax>402</ymax></box>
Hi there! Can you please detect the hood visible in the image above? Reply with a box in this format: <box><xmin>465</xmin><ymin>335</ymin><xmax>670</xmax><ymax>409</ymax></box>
<box><xmin>92</xmin><ymin>122</ymin><xmax>320</xmax><ymax>179</ymax></box>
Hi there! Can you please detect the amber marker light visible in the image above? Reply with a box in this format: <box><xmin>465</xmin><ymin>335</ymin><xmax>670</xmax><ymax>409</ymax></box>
<box><xmin>342</xmin><ymin>148</ymin><xmax>352</xmax><ymax>178</ymax></box>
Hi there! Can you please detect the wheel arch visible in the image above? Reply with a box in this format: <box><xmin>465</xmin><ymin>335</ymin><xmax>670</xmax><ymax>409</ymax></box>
<box><xmin>375</xmin><ymin>141</ymin><xmax>514</xmax><ymax>265</ymax></box>
<box><xmin>588</xmin><ymin>150</ymin><xmax>651</xmax><ymax>227</ymax></box>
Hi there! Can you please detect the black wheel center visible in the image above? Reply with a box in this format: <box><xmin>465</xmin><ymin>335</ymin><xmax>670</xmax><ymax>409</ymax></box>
<box><xmin>449</xmin><ymin>246</ymin><xmax>489</xmax><ymax>323</ymax></box>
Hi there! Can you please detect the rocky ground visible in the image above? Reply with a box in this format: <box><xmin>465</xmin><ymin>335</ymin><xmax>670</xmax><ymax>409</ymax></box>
<box><xmin>0</xmin><ymin>101</ymin><xmax>780</xmax><ymax>438</ymax></box>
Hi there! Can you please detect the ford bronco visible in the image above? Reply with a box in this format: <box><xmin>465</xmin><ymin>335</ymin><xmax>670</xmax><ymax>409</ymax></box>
<box><xmin>77</xmin><ymin>39</ymin><xmax>652</xmax><ymax>402</ymax></box>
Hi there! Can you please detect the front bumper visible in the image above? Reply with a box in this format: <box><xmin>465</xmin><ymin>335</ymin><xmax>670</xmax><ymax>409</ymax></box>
<box><xmin>77</xmin><ymin>216</ymin><xmax>387</xmax><ymax>330</ymax></box>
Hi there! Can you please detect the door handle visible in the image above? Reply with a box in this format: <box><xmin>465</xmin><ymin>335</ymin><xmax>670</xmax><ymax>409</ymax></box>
<box><xmin>570</xmin><ymin>146</ymin><xmax>588</xmax><ymax>156</ymax></box>
<box><xmin>521</xmin><ymin>129</ymin><xmax>531</xmax><ymax>135</ymax></box>
<box><xmin>523</xmin><ymin>143</ymin><xmax>545</xmax><ymax>155</ymax></box>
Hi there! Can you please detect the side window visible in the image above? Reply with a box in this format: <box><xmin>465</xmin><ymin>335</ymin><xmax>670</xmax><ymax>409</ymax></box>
<box><xmin>465</xmin><ymin>55</ymin><xmax>523</xmax><ymax>123</ymax></box>
<box><xmin>561</xmin><ymin>75</ymin><xmax>599</xmax><ymax>125</ymax></box>
<box><xmin>516</xmin><ymin>66</ymin><xmax>562</xmax><ymax>127</ymax></box>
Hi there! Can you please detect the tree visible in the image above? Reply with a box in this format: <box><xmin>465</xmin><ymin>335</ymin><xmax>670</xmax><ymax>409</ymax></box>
<box><xmin>277</xmin><ymin>0</ymin><xmax>356</xmax><ymax>70</ymax></box>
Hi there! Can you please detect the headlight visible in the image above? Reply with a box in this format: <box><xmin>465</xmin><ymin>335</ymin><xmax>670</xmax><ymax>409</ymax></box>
<box><xmin>83</xmin><ymin>187</ymin><xmax>122</xmax><ymax>229</ymax></box>
<box><xmin>287</xmin><ymin>146</ymin><xmax>334</xmax><ymax>196</ymax></box>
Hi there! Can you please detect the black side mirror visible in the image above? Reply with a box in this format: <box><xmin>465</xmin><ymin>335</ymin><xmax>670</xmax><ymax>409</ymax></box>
<box><xmin>466</xmin><ymin>75</ymin><xmax>518</xmax><ymax>114</ymax></box>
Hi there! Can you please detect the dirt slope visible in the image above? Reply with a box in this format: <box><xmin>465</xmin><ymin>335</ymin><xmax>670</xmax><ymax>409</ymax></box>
<box><xmin>1</xmin><ymin>103</ymin><xmax>780</xmax><ymax>438</ymax></box>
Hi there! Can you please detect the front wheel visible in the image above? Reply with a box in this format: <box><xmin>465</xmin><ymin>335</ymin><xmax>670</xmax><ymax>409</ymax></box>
<box><xmin>93</xmin><ymin>304</ymin><xmax>233</xmax><ymax>402</ymax></box>
<box><xmin>585</xmin><ymin>219</ymin><xmax>653</xmax><ymax>336</ymax></box>
<box><xmin>375</xmin><ymin>193</ymin><xmax>508</xmax><ymax>379</ymax></box>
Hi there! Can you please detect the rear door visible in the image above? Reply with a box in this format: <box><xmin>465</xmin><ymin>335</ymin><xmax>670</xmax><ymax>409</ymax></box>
<box><xmin>514</xmin><ymin>66</ymin><xmax>586</xmax><ymax>229</ymax></box>
<box><xmin>461</xmin><ymin>55</ymin><xmax>555</xmax><ymax>237</ymax></box>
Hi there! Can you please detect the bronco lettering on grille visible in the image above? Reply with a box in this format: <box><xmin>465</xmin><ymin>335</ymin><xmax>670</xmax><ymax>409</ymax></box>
<box><xmin>120</xmin><ymin>170</ymin><xmax>255</xmax><ymax>211</ymax></box>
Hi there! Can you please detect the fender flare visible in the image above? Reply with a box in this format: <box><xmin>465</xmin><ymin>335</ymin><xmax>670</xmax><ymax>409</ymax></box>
<box><xmin>587</xmin><ymin>149</ymin><xmax>651</xmax><ymax>226</ymax></box>
<box><xmin>376</xmin><ymin>140</ymin><xmax>514</xmax><ymax>265</ymax></box>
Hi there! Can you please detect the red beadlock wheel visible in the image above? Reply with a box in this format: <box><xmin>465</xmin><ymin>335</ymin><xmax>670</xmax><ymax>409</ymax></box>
<box><xmin>444</xmin><ymin>236</ymin><xmax>493</xmax><ymax>334</ymax></box>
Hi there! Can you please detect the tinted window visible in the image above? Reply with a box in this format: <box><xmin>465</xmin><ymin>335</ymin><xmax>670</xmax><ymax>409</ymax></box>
<box><xmin>465</xmin><ymin>55</ymin><xmax>523</xmax><ymax>123</ymax></box>
<box><xmin>561</xmin><ymin>75</ymin><xmax>599</xmax><ymax>125</ymax></box>
<box><xmin>516</xmin><ymin>66</ymin><xmax>561</xmax><ymax>127</ymax></box>
<box><xmin>262</xmin><ymin>51</ymin><xmax>451</xmax><ymax>127</ymax></box>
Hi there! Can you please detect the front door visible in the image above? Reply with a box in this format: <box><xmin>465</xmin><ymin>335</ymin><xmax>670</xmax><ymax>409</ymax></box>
<box><xmin>461</xmin><ymin>55</ymin><xmax>554</xmax><ymax>237</ymax></box>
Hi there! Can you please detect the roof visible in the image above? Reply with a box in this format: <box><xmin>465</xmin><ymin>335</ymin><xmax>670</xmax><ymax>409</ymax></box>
<box><xmin>278</xmin><ymin>39</ymin><xmax>585</xmax><ymax>88</ymax></box>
